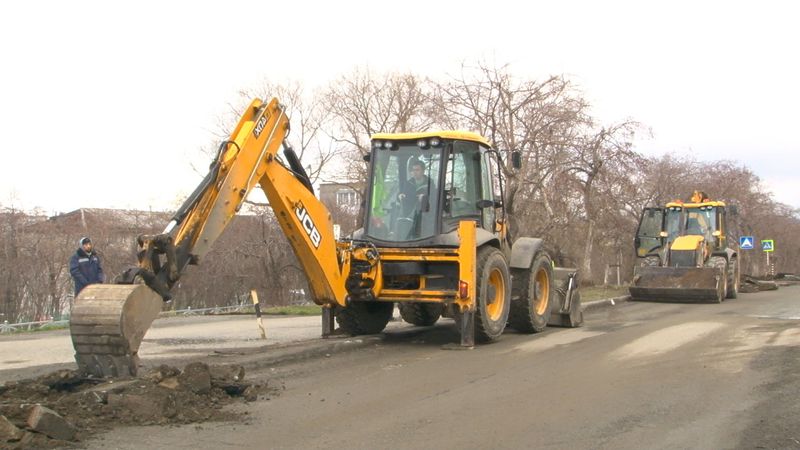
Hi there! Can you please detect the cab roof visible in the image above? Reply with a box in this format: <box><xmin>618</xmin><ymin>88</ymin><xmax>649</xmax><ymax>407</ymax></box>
<box><xmin>371</xmin><ymin>131</ymin><xmax>492</xmax><ymax>148</ymax></box>
<box><xmin>665</xmin><ymin>200</ymin><xmax>727</xmax><ymax>208</ymax></box>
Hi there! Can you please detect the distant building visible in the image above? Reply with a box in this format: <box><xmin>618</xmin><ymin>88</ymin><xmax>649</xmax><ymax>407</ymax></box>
<box><xmin>41</xmin><ymin>208</ymin><xmax>170</xmax><ymax>233</ymax></box>
<box><xmin>319</xmin><ymin>182</ymin><xmax>363</xmax><ymax>209</ymax></box>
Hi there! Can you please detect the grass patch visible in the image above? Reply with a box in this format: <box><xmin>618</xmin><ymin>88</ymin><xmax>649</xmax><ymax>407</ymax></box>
<box><xmin>262</xmin><ymin>305</ymin><xmax>322</xmax><ymax>316</ymax></box>
<box><xmin>0</xmin><ymin>321</ymin><xmax>69</xmax><ymax>334</ymax></box>
<box><xmin>580</xmin><ymin>285</ymin><xmax>630</xmax><ymax>302</ymax></box>
<box><xmin>36</xmin><ymin>322</ymin><xmax>69</xmax><ymax>331</ymax></box>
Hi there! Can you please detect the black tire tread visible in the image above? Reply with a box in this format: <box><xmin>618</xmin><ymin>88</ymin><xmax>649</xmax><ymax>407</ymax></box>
<box><xmin>726</xmin><ymin>257</ymin><xmax>739</xmax><ymax>299</ymax></box>
<box><xmin>399</xmin><ymin>302</ymin><xmax>443</xmax><ymax>326</ymax></box>
<box><xmin>709</xmin><ymin>256</ymin><xmax>728</xmax><ymax>304</ymax></box>
<box><xmin>474</xmin><ymin>246</ymin><xmax>511</xmax><ymax>343</ymax></box>
<box><xmin>335</xmin><ymin>302</ymin><xmax>394</xmax><ymax>335</ymax></box>
<box><xmin>508</xmin><ymin>253</ymin><xmax>553</xmax><ymax>333</ymax></box>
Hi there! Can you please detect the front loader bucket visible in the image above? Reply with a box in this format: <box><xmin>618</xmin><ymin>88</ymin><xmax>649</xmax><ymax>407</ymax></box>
<box><xmin>629</xmin><ymin>266</ymin><xmax>722</xmax><ymax>303</ymax></box>
<box><xmin>70</xmin><ymin>284</ymin><xmax>163</xmax><ymax>377</ymax></box>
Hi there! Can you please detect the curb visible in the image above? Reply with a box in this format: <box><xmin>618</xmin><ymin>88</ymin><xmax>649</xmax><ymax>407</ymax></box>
<box><xmin>581</xmin><ymin>294</ymin><xmax>631</xmax><ymax>312</ymax></box>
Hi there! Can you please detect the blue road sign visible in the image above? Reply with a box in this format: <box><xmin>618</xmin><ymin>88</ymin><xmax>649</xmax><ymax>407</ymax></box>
<box><xmin>762</xmin><ymin>239</ymin><xmax>774</xmax><ymax>252</ymax></box>
<box><xmin>739</xmin><ymin>236</ymin><xmax>754</xmax><ymax>249</ymax></box>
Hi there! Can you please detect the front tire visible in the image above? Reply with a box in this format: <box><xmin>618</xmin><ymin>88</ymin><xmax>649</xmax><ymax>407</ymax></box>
<box><xmin>399</xmin><ymin>302</ymin><xmax>443</xmax><ymax>326</ymax></box>
<box><xmin>709</xmin><ymin>257</ymin><xmax>728</xmax><ymax>304</ymax></box>
<box><xmin>335</xmin><ymin>302</ymin><xmax>394</xmax><ymax>335</ymax></box>
<box><xmin>637</xmin><ymin>255</ymin><xmax>661</xmax><ymax>268</ymax></box>
<box><xmin>474</xmin><ymin>247</ymin><xmax>512</xmax><ymax>342</ymax></box>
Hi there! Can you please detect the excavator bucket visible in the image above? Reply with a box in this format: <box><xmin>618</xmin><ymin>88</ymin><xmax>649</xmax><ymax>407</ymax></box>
<box><xmin>70</xmin><ymin>284</ymin><xmax>163</xmax><ymax>378</ymax></box>
<box><xmin>629</xmin><ymin>266</ymin><xmax>722</xmax><ymax>302</ymax></box>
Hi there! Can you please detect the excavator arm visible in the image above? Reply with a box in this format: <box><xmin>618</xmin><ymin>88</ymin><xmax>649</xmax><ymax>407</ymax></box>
<box><xmin>70</xmin><ymin>98</ymin><xmax>349</xmax><ymax>377</ymax></box>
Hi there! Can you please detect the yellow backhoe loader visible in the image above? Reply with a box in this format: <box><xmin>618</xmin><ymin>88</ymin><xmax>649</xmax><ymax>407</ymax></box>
<box><xmin>70</xmin><ymin>98</ymin><xmax>583</xmax><ymax>378</ymax></box>
<box><xmin>629</xmin><ymin>191</ymin><xmax>739</xmax><ymax>303</ymax></box>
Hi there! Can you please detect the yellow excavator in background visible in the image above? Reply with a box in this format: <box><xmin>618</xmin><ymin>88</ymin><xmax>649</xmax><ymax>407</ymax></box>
<box><xmin>629</xmin><ymin>191</ymin><xmax>739</xmax><ymax>303</ymax></box>
<box><xmin>70</xmin><ymin>98</ymin><xmax>583</xmax><ymax>378</ymax></box>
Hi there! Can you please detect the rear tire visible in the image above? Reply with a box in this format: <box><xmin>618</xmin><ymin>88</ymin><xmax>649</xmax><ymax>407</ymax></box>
<box><xmin>399</xmin><ymin>302</ymin><xmax>443</xmax><ymax>326</ymax></box>
<box><xmin>509</xmin><ymin>253</ymin><xmax>554</xmax><ymax>333</ymax></box>
<box><xmin>474</xmin><ymin>247</ymin><xmax>512</xmax><ymax>343</ymax></box>
<box><xmin>726</xmin><ymin>257</ymin><xmax>739</xmax><ymax>299</ymax></box>
<box><xmin>335</xmin><ymin>302</ymin><xmax>394</xmax><ymax>335</ymax></box>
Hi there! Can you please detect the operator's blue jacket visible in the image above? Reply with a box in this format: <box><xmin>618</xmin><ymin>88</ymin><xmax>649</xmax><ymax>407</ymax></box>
<box><xmin>69</xmin><ymin>248</ymin><xmax>105</xmax><ymax>295</ymax></box>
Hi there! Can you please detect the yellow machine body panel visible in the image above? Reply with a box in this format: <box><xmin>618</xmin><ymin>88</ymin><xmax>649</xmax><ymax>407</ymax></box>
<box><xmin>671</xmin><ymin>235</ymin><xmax>705</xmax><ymax>251</ymax></box>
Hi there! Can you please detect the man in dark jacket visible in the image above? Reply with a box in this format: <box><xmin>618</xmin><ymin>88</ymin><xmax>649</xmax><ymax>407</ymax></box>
<box><xmin>398</xmin><ymin>159</ymin><xmax>434</xmax><ymax>216</ymax></box>
<box><xmin>69</xmin><ymin>237</ymin><xmax>105</xmax><ymax>295</ymax></box>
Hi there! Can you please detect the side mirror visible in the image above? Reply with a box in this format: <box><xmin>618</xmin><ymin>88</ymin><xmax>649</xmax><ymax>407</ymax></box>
<box><xmin>363</xmin><ymin>153</ymin><xmax>371</xmax><ymax>162</ymax></box>
<box><xmin>511</xmin><ymin>151</ymin><xmax>522</xmax><ymax>169</ymax></box>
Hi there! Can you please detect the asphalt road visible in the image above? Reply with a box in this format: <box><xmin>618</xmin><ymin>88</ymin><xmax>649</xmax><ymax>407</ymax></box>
<box><xmin>3</xmin><ymin>287</ymin><xmax>799</xmax><ymax>449</ymax></box>
<box><xmin>70</xmin><ymin>286</ymin><xmax>800</xmax><ymax>450</ymax></box>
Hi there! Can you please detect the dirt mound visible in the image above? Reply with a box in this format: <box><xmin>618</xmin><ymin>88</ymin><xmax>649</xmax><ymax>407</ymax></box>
<box><xmin>0</xmin><ymin>362</ymin><xmax>278</xmax><ymax>449</ymax></box>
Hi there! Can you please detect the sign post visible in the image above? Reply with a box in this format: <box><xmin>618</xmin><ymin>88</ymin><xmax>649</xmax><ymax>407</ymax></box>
<box><xmin>762</xmin><ymin>239</ymin><xmax>775</xmax><ymax>276</ymax></box>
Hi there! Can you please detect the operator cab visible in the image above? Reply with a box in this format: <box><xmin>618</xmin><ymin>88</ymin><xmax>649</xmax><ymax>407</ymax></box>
<box><xmin>635</xmin><ymin>200</ymin><xmax>728</xmax><ymax>257</ymax></box>
<box><xmin>363</xmin><ymin>131</ymin><xmax>500</xmax><ymax>246</ymax></box>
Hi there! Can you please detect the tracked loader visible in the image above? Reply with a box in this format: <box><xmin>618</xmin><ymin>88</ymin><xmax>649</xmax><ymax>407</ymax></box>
<box><xmin>70</xmin><ymin>98</ymin><xmax>583</xmax><ymax>378</ymax></box>
<box><xmin>629</xmin><ymin>191</ymin><xmax>739</xmax><ymax>303</ymax></box>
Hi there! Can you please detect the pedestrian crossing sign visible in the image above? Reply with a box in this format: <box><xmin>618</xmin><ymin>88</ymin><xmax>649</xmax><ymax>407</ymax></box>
<box><xmin>739</xmin><ymin>236</ymin><xmax>754</xmax><ymax>249</ymax></box>
<box><xmin>761</xmin><ymin>239</ymin><xmax>774</xmax><ymax>252</ymax></box>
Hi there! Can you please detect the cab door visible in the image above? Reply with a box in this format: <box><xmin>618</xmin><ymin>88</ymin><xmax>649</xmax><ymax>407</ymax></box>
<box><xmin>635</xmin><ymin>207</ymin><xmax>665</xmax><ymax>257</ymax></box>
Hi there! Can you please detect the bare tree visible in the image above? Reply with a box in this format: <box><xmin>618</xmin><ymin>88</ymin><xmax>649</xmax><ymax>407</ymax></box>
<box><xmin>428</xmin><ymin>62</ymin><xmax>591</xmax><ymax>240</ymax></box>
<box><xmin>561</xmin><ymin>121</ymin><xmax>643</xmax><ymax>279</ymax></box>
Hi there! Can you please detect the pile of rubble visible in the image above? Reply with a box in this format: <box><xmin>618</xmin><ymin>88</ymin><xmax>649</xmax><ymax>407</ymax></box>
<box><xmin>740</xmin><ymin>273</ymin><xmax>800</xmax><ymax>294</ymax></box>
<box><xmin>0</xmin><ymin>362</ymin><xmax>276</xmax><ymax>448</ymax></box>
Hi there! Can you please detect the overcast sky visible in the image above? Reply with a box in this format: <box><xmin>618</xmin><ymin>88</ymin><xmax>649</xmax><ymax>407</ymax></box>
<box><xmin>1</xmin><ymin>0</ymin><xmax>798</xmax><ymax>214</ymax></box>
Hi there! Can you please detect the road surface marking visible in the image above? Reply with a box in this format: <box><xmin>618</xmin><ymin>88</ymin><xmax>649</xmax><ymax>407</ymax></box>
<box><xmin>511</xmin><ymin>329</ymin><xmax>605</xmax><ymax>353</ymax></box>
<box><xmin>612</xmin><ymin>322</ymin><xmax>725</xmax><ymax>360</ymax></box>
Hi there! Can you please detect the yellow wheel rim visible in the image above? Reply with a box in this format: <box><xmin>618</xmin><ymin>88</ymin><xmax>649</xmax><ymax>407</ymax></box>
<box><xmin>486</xmin><ymin>268</ymin><xmax>506</xmax><ymax>321</ymax></box>
<box><xmin>533</xmin><ymin>268</ymin><xmax>550</xmax><ymax>316</ymax></box>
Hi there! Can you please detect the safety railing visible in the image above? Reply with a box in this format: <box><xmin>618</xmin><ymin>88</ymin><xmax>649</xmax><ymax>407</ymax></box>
<box><xmin>0</xmin><ymin>303</ymin><xmax>254</xmax><ymax>334</ymax></box>
<box><xmin>0</xmin><ymin>319</ymin><xmax>69</xmax><ymax>333</ymax></box>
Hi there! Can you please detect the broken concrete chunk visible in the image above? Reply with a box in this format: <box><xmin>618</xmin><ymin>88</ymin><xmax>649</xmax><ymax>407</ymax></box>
<box><xmin>0</xmin><ymin>415</ymin><xmax>24</xmax><ymax>442</ymax></box>
<box><xmin>26</xmin><ymin>405</ymin><xmax>77</xmax><ymax>441</ymax></box>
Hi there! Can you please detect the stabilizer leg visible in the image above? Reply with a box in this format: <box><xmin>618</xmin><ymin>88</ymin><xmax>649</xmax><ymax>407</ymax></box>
<box><xmin>321</xmin><ymin>305</ymin><xmax>336</xmax><ymax>338</ymax></box>
<box><xmin>460</xmin><ymin>309</ymin><xmax>475</xmax><ymax>347</ymax></box>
